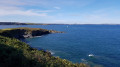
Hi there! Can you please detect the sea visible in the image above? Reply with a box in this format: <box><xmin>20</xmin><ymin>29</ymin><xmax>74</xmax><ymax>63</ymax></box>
<box><xmin>0</xmin><ymin>25</ymin><xmax>120</xmax><ymax>67</ymax></box>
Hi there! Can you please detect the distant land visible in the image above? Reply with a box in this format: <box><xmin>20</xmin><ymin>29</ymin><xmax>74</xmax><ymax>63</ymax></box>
<box><xmin>0</xmin><ymin>22</ymin><xmax>120</xmax><ymax>25</ymax></box>
<box><xmin>0</xmin><ymin>22</ymin><xmax>49</xmax><ymax>25</ymax></box>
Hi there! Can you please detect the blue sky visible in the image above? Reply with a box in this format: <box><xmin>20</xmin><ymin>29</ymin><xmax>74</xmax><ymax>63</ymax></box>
<box><xmin>0</xmin><ymin>0</ymin><xmax>120</xmax><ymax>24</ymax></box>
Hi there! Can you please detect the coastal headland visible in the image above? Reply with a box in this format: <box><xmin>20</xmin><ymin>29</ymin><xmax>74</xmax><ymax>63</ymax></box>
<box><xmin>0</xmin><ymin>27</ymin><xmax>63</xmax><ymax>39</ymax></box>
<box><xmin>0</xmin><ymin>27</ymin><xmax>88</xmax><ymax>67</ymax></box>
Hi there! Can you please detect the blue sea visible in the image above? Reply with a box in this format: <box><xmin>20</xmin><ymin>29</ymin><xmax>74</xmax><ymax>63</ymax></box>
<box><xmin>1</xmin><ymin>25</ymin><xmax>120</xmax><ymax>67</ymax></box>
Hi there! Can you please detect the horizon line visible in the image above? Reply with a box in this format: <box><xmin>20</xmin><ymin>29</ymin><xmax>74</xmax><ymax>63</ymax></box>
<box><xmin>1</xmin><ymin>22</ymin><xmax>120</xmax><ymax>25</ymax></box>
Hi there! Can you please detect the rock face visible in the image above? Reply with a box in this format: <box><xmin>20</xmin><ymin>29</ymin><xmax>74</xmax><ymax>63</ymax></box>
<box><xmin>0</xmin><ymin>27</ymin><xmax>64</xmax><ymax>39</ymax></box>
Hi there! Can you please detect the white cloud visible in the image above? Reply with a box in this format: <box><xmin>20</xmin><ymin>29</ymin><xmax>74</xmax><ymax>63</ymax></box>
<box><xmin>0</xmin><ymin>0</ymin><xmax>25</xmax><ymax>6</ymax></box>
<box><xmin>54</xmin><ymin>7</ymin><xmax>61</xmax><ymax>10</ymax></box>
<box><xmin>0</xmin><ymin>0</ymin><xmax>49</xmax><ymax>16</ymax></box>
<box><xmin>0</xmin><ymin>9</ymin><xmax>47</xmax><ymax>16</ymax></box>
<box><xmin>54</xmin><ymin>20</ymin><xmax>67</xmax><ymax>23</ymax></box>
<box><xmin>31</xmin><ymin>10</ymin><xmax>54</xmax><ymax>13</ymax></box>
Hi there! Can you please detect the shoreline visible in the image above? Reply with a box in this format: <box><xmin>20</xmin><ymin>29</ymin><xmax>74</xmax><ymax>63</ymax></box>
<box><xmin>0</xmin><ymin>27</ymin><xmax>89</xmax><ymax>67</ymax></box>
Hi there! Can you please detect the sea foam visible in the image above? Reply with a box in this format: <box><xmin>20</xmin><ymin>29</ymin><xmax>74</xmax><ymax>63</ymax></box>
<box><xmin>88</xmin><ymin>54</ymin><xmax>94</xmax><ymax>57</ymax></box>
<box><xmin>49</xmin><ymin>51</ymin><xmax>55</xmax><ymax>55</ymax></box>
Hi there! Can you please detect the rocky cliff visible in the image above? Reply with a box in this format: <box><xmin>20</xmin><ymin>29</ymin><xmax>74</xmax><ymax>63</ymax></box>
<box><xmin>0</xmin><ymin>27</ymin><xmax>63</xmax><ymax>39</ymax></box>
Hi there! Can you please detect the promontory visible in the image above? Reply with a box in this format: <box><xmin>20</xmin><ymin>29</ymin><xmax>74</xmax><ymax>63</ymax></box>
<box><xmin>0</xmin><ymin>27</ymin><xmax>88</xmax><ymax>67</ymax></box>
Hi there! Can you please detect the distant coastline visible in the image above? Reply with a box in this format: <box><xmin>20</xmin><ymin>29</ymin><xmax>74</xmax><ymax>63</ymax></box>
<box><xmin>0</xmin><ymin>22</ymin><xmax>49</xmax><ymax>25</ymax></box>
<box><xmin>1</xmin><ymin>22</ymin><xmax>120</xmax><ymax>25</ymax></box>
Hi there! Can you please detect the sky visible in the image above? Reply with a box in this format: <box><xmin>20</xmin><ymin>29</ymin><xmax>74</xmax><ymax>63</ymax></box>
<box><xmin>0</xmin><ymin>0</ymin><xmax>120</xmax><ymax>24</ymax></box>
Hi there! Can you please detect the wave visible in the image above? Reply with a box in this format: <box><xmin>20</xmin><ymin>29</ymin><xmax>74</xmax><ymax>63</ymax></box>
<box><xmin>49</xmin><ymin>50</ymin><xmax>55</xmax><ymax>55</ymax></box>
<box><xmin>88</xmin><ymin>54</ymin><xmax>94</xmax><ymax>57</ymax></box>
<box><xmin>81</xmin><ymin>58</ymin><xmax>87</xmax><ymax>62</ymax></box>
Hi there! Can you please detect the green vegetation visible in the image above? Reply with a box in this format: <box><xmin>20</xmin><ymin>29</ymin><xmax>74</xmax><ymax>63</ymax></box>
<box><xmin>0</xmin><ymin>36</ymin><xmax>89</xmax><ymax>67</ymax></box>
<box><xmin>0</xmin><ymin>27</ymin><xmax>89</xmax><ymax>67</ymax></box>
<box><xmin>0</xmin><ymin>27</ymin><xmax>50</xmax><ymax>39</ymax></box>
<box><xmin>0</xmin><ymin>27</ymin><xmax>63</xmax><ymax>39</ymax></box>
<box><xmin>0</xmin><ymin>27</ymin><xmax>50</xmax><ymax>32</ymax></box>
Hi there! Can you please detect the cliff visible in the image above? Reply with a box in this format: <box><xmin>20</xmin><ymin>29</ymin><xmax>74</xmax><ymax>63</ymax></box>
<box><xmin>0</xmin><ymin>27</ymin><xmax>63</xmax><ymax>39</ymax></box>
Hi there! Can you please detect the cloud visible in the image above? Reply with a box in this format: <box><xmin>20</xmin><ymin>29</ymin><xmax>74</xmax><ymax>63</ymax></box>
<box><xmin>54</xmin><ymin>7</ymin><xmax>61</xmax><ymax>10</ymax></box>
<box><xmin>0</xmin><ymin>0</ymin><xmax>25</xmax><ymax>6</ymax></box>
<box><xmin>54</xmin><ymin>20</ymin><xmax>67</xmax><ymax>23</ymax></box>
<box><xmin>0</xmin><ymin>0</ymin><xmax>50</xmax><ymax>16</ymax></box>
<box><xmin>0</xmin><ymin>9</ymin><xmax>47</xmax><ymax>16</ymax></box>
<box><xmin>31</xmin><ymin>9</ymin><xmax>54</xmax><ymax>13</ymax></box>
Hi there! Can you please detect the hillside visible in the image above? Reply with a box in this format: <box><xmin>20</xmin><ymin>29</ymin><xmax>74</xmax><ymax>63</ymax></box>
<box><xmin>0</xmin><ymin>27</ymin><xmax>89</xmax><ymax>67</ymax></box>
